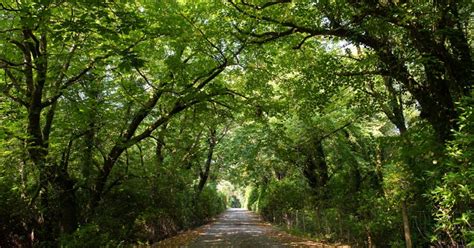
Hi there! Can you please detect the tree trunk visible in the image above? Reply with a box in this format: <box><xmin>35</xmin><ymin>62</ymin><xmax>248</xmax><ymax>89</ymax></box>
<box><xmin>302</xmin><ymin>140</ymin><xmax>328</xmax><ymax>198</ymax></box>
<box><xmin>315</xmin><ymin>206</ymin><xmax>322</xmax><ymax>232</ymax></box>
<box><xmin>401</xmin><ymin>201</ymin><xmax>413</xmax><ymax>248</ymax></box>
<box><xmin>385</xmin><ymin>82</ymin><xmax>415</xmax><ymax>248</ymax></box>
<box><xmin>367</xmin><ymin>227</ymin><xmax>374</xmax><ymax>248</ymax></box>
<box><xmin>91</xmin><ymin>156</ymin><xmax>117</xmax><ymax>209</ymax></box>
<box><xmin>57</xmin><ymin>176</ymin><xmax>77</xmax><ymax>233</ymax></box>
<box><xmin>197</xmin><ymin>128</ymin><xmax>217</xmax><ymax>193</ymax></box>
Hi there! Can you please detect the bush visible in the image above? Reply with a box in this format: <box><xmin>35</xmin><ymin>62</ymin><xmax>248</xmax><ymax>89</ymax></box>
<box><xmin>59</xmin><ymin>224</ymin><xmax>119</xmax><ymax>248</ymax></box>
<box><xmin>0</xmin><ymin>174</ymin><xmax>35</xmax><ymax>247</ymax></box>
<box><xmin>132</xmin><ymin>183</ymin><xmax>225</xmax><ymax>244</ymax></box>
<box><xmin>60</xmin><ymin>179</ymin><xmax>226</xmax><ymax>246</ymax></box>
<box><xmin>256</xmin><ymin>179</ymin><xmax>308</xmax><ymax>225</ymax></box>
<box><xmin>193</xmin><ymin>185</ymin><xmax>226</xmax><ymax>223</ymax></box>
<box><xmin>246</xmin><ymin>186</ymin><xmax>259</xmax><ymax>210</ymax></box>
<box><xmin>431</xmin><ymin>94</ymin><xmax>474</xmax><ymax>247</ymax></box>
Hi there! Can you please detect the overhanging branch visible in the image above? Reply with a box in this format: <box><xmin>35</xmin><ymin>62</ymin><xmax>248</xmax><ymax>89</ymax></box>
<box><xmin>240</xmin><ymin>0</ymin><xmax>291</xmax><ymax>10</ymax></box>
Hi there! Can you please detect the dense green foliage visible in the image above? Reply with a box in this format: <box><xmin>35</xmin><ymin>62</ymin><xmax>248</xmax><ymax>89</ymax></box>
<box><xmin>1</xmin><ymin>0</ymin><xmax>472</xmax><ymax>247</ymax></box>
<box><xmin>0</xmin><ymin>1</ymin><xmax>231</xmax><ymax>246</ymax></box>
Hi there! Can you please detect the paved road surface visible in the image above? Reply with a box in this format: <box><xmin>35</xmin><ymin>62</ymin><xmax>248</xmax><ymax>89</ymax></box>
<box><xmin>152</xmin><ymin>208</ymin><xmax>349</xmax><ymax>248</ymax></box>
<box><xmin>154</xmin><ymin>208</ymin><xmax>346</xmax><ymax>247</ymax></box>
<box><xmin>188</xmin><ymin>208</ymin><xmax>283</xmax><ymax>247</ymax></box>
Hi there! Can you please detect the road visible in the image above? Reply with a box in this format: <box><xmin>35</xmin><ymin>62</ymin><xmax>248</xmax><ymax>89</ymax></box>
<box><xmin>154</xmin><ymin>208</ymin><xmax>347</xmax><ymax>247</ymax></box>
<box><xmin>188</xmin><ymin>208</ymin><xmax>283</xmax><ymax>247</ymax></box>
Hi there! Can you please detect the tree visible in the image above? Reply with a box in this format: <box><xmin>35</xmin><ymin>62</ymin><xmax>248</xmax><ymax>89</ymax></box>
<box><xmin>0</xmin><ymin>0</ymin><xmax>148</xmax><ymax>240</ymax></box>
<box><xmin>1</xmin><ymin>0</ymin><xmax>241</xmax><ymax>244</ymax></box>
<box><xmin>229</xmin><ymin>0</ymin><xmax>473</xmax><ymax>142</ymax></box>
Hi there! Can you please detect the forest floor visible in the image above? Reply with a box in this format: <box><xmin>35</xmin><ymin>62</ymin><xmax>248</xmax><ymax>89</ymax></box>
<box><xmin>152</xmin><ymin>208</ymin><xmax>350</xmax><ymax>247</ymax></box>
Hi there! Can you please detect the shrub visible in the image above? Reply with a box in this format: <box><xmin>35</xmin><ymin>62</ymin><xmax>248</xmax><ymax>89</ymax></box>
<box><xmin>431</xmin><ymin>94</ymin><xmax>474</xmax><ymax>247</ymax></box>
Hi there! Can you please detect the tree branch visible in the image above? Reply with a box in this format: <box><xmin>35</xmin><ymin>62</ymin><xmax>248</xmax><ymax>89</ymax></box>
<box><xmin>293</xmin><ymin>34</ymin><xmax>315</xmax><ymax>49</ymax></box>
<box><xmin>1</xmin><ymin>83</ymin><xmax>28</xmax><ymax>106</ymax></box>
<box><xmin>42</xmin><ymin>102</ymin><xmax>57</xmax><ymax>144</ymax></box>
<box><xmin>335</xmin><ymin>70</ymin><xmax>388</xmax><ymax>77</ymax></box>
<box><xmin>318</xmin><ymin>121</ymin><xmax>353</xmax><ymax>142</ymax></box>
<box><xmin>240</xmin><ymin>0</ymin><xmax>291</xmax><ymax>10</ymax></box>
<box><xmin>180</xmin><ymin>13</ymin><xmax>226</xmax><ymax>62</ymax></box>
<box><xmin>42</xmin><ymin>42</ymin><xmax>141</xmax><ymax>108</ymax></box>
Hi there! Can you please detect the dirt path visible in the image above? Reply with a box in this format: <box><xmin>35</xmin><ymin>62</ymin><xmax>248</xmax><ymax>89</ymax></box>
<box><xmin>154</xmin><ymin>208</ymin><xmax>349</xmax><ymax>247</ymax></box>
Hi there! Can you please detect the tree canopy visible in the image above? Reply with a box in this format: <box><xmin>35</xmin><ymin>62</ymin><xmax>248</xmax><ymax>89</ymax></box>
<box><xmin>1</xmin><ymin>0</ymin><xmax>472</xmax><ymax>247</ymax></box>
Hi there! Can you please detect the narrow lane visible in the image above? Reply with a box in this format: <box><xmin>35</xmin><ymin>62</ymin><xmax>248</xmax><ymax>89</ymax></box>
<box><xmin>187</xmin><ymin>208</ymin><xmax>283</xmax><ymax>247</ymax></box>
<box><xmin>154</xmin><ymin>208</ymin><xmax>347</xmax><ymax>247</ymax></box>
